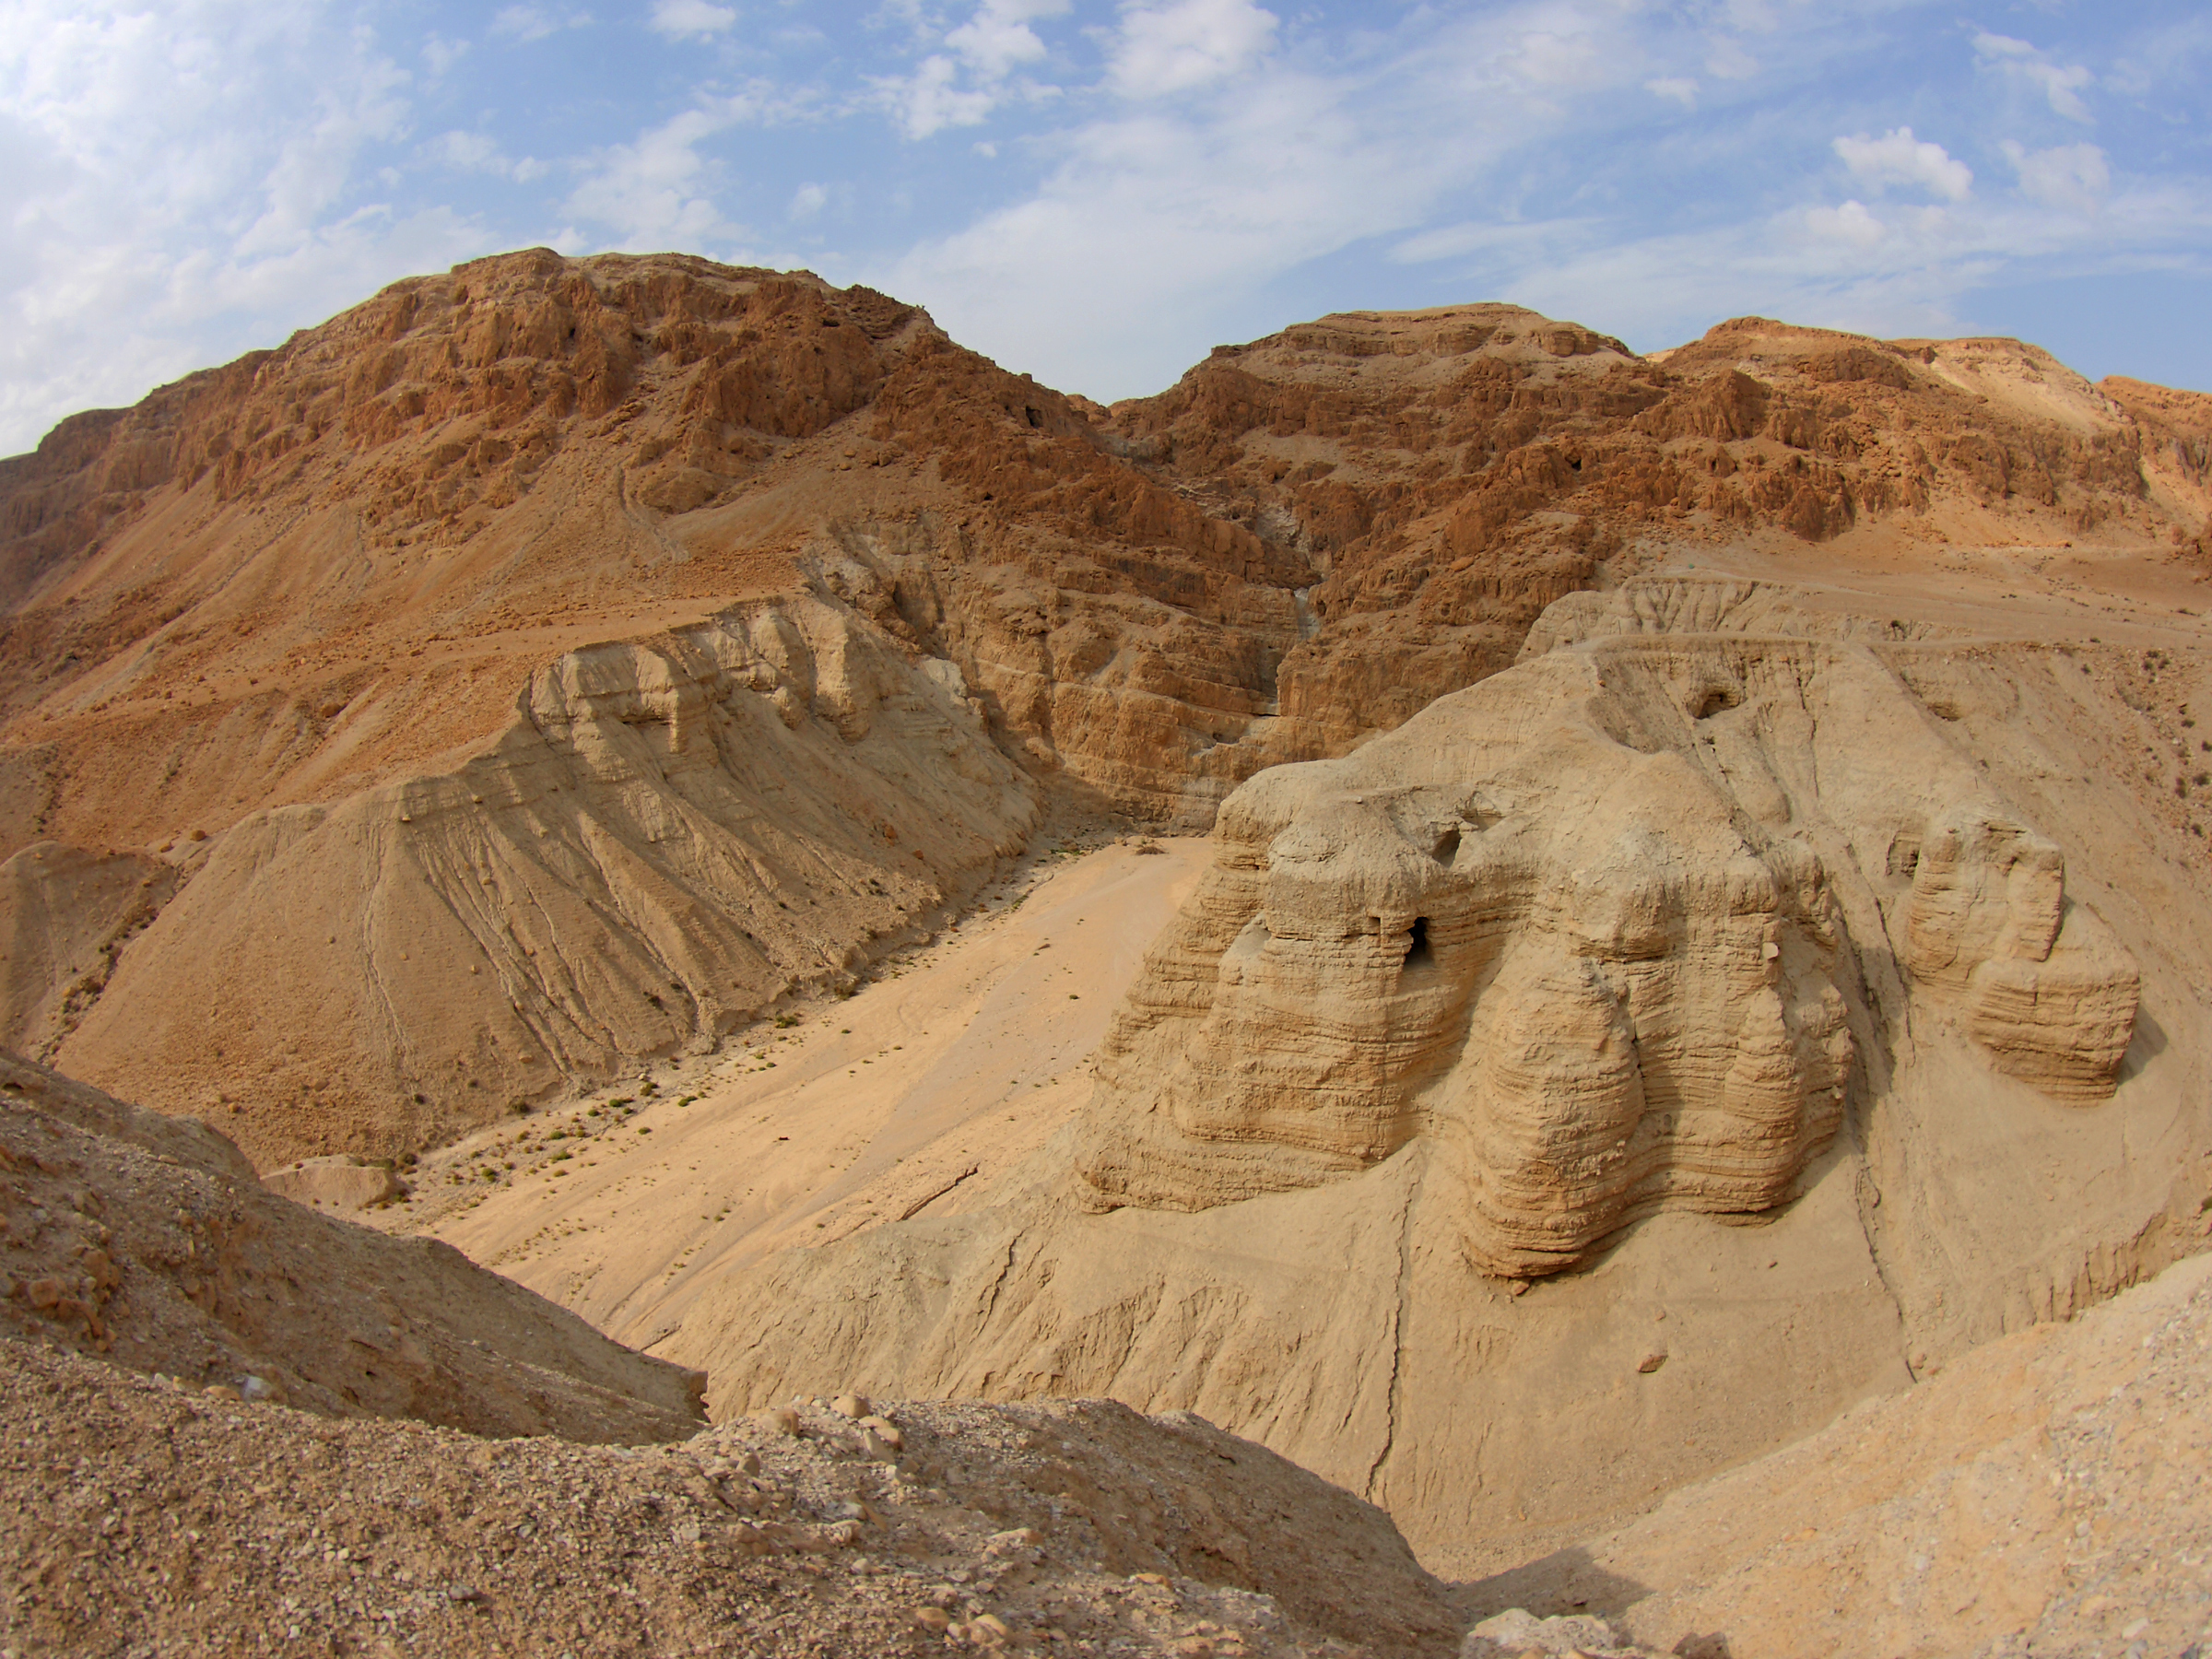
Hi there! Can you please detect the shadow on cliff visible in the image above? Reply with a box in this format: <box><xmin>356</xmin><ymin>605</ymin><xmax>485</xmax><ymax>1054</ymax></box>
<box><xmin>1453</xmin><ymin>1545</ymin><xmax>1653</xmax><ymax>1621</ymax></box>
<box><xmin>2118</xmin><ymin>1004</ymin><xmax>2169</xmax><ymax>1085</ymax></box>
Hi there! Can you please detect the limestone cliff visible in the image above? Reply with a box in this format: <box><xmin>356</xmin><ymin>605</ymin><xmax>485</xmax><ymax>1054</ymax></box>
<box><xmin>0</xmin><ymin>251</ymin><xmax>2202</xmax><ymax>1160</ymax></box>
<box><xmin>51</xmin><ymin>594</ymin><xmax>1034</xmax><ymax>1164</ymax></box>
<box><xmin>672</xmin><ymin>580</ymin><xmax>2210</xmax><ymax>1571</ymax></box>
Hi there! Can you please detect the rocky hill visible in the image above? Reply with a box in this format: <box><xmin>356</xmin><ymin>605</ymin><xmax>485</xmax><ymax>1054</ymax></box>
<box><xmin>0</xmin><ymin>1053</ymin><xmax>1465</xmax><ymax>1658</ymax></box>
<box><xmin>665</xmin><ymin>576</ymin><xmax>2212</xmax><ymax>1572</ymax></box>
<box><xmin>0</xmin><ymin>250</ymin><xmax>2204</xmax><ymax>1166</ymax></box>
<box><xmin>0</xmin><ymin>1053</ymin><xmax>704</xmax><ymax>1441</ymax></box>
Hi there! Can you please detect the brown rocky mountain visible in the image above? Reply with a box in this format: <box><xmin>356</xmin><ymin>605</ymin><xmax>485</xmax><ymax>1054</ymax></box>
<box><xmin>6</xmin><ymin>248</ymin><xmax>2211</xmax><ymax>1659</ymax></box>
<box><xmin>0</xmin><ymin>249</ymin><xmax>2204</xmax><ymax>1169</ymax></box>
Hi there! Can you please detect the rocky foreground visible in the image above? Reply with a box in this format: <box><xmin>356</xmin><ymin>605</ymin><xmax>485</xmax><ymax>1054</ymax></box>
<box><xmin>6</xmin><ymin>1215</ymin><xmax>2208</xmax><ymax>1657</ymax></box>
<box><xmin>1</xmin><ymin>1355</ymin><xmax>1463</xmax><ymax>1659</ymax></box>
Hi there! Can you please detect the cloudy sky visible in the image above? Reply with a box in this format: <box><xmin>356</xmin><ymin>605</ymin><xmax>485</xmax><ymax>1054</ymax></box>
<box><xmin>3</xmin><ymin>0</ymin><xmax>2207</xmax><ymax>455</ymax></box>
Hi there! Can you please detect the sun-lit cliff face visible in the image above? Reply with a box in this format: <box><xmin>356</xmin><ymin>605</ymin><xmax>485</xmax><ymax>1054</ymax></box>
<box><xmin>0</xmin><ymin>249</ymin><xmax>2201</xmax><ymax>1163</ymax></box>
<box><xmin>1073</xmin><ymin>596</ymin><xmax>2139</xmax><ymax>1277</ymax></box>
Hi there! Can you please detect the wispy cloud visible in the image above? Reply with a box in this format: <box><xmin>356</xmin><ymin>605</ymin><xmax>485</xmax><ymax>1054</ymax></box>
<box><xmin>1107</xmin><ymin>0</ymin><xmax>1278</xmax><ymax>99</ymax></box>
<box><xmin>1973</xmin><ymin>31</ymin><xmax>2095</xmax><ymax>123</ymax></box>
<box><xmin>490</xmin><ymin>6</ymin><xmax>593</xmax><ymax>43</ymax></box>
<box><xmin>424</xmin><ymin>130</ymin><xmax>549</xmax><ymax>183</ymax></box>
<box><xmin>650</xmin><ymin>0</ymin><xmax>737</xmax><ymax>41</ymax></box>
<box><xmin>872</xmin><ymin>0</ymin><xmax>1068</xmax><ymax>139</ymax></box>
<box><xmin>561</xmin><ymin>100</ymin><xmax>760</xmax><ymax>247</ymax></box>
<box><xmin>3</xmin><ymin>0</ymin><xmax>2208</xmax><ymax>453</ymax></box>
<box><xmin>1833</xmin><ymin>127</ymin><xmax>1972</xmax><ymax>202</ymax></box>
<box><xmin>2002</xmin><ymin>140</ymin><xmax>2110</xmax><ymax>214</ymax></box>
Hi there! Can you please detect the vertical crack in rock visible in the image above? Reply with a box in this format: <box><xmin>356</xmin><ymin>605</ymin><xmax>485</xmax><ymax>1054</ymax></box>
<box><xmin>1363</xmin><ymin>1153</ymin><xmax>1421</xmax><ymax>1501</ymax></box>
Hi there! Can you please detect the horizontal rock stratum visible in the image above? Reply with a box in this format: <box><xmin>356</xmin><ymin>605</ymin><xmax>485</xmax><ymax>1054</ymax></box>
<box><xmin>671</xmin><ymin>578</ymin><xmax>2211</xmax><ymax>1571</ymax></box>
<box><xmin>1</xmin><ymin>249</ymin><xmax>2206</xmax><ymax>1160</ymax></box>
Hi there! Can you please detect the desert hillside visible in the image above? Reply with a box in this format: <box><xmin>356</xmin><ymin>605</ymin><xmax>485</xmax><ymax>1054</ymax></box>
<box><xmin>2</xmin><ymin>251</ymin><xmax>2206</xmax><ymax>1165</ymax></box>
<box><xmin>629</xmin><ymin>571</ymin><xmax>2210</xmax><ymax>1572</ymax></box>
<box><xmin>0</xmin><ymin>1055</ymin><xmax>1465</xmax><ymax>1658</ymax></box>
<box><xmin>4</xmin><ymin>251</ymin><xmax>2211</xmax><ymax>1655</ymax></box>
<box><xmin>6</xmin><ymin>1051</ymin><xmax>2204</xmax><ymax>1659</ymax></box>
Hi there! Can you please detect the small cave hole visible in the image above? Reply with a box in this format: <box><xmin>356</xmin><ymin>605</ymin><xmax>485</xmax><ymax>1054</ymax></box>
<box><xmin>1431</xmin><ymin>827</ymin><xmax>1461</xmax><ymax>865</ymax></box>
<box><xmin>1402</xmin><ymin>917</ymin><xmax>1432</xmax><ymax>967</ymax></box>
<box><xmin>1693</xmin><ymin>688</ymin><xmax>1739</xmax><ymax>720</ymax></box>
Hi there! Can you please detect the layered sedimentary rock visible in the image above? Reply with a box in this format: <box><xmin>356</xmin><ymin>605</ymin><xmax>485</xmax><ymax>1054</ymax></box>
<box><xmin>1071</xmin><ymin>606</ymin><xmax>2134</xmax><ymax>1276</ymax></box>
<box><xmin>0</xmin><ymin>252</ymin><xmax>2202</xmax><ymax>1159</ymax></box>
<box><xmin>673</xmin><ymin>581</ymin><xmax>2207</xmax><ymax>1567</ymax></box>
<box><xmin>1903</xmin><ymin>809</ymin><xmax>2139</xmax><ymax>1101</ymax></box>
<box><xmin>54</xmin><ymin>594</ymin><xmax>1034</xmax><ymax>1165</ymax></box>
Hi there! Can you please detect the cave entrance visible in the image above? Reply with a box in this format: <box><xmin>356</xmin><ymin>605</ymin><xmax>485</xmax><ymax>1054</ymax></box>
<box><xmin>1402</xmin><ymin>916</ymin><xmax>1432</xmax><ymax>968</ymax></box>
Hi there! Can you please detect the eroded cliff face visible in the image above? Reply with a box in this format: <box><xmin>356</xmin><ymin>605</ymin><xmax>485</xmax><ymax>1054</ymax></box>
<box><xmin>1071</xmin><ymin>612</ymin><xmax>2137</xmax><ymax>1277</ymax></box>
<box><xmin>49</xmin><ymin>594</ymin><xmax>1034</xmax><ymax>1164</ymax></box>
<box><xmin>672</xmin><ymin>580</ymin><xmax>2210</xmax><ymax>1570</ymax></box>
<box><xmin>0</xmin><ymin>251</ymin><xmax>2203</xmax><ymax>1160</ymax></box>
<box><xmin>1109</xmin><ymin>309</ymin><xmax>2209</xmax><ymax>754</ymax></box>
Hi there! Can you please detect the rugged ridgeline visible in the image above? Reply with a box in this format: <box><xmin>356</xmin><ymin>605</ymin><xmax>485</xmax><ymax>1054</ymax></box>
<box><xmin>0</xmin><ymin>248</ymin><xmax>2205</xmax><ymax>1162</ymax></box>
<box><xmin>672</xmin><ymin>578</ymin><xmax>2212</xmax><ymax>1572</ymax></box>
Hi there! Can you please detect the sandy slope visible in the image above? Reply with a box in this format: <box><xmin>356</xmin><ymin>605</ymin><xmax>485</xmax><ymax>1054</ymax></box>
<box><xmin>1470</xmin><ymin>1253</ymin><xmax>2212</xmax><ymax>1659</ymax></box>
<box><xmin>382</xmin><ymin>835</ymin><xmax>1211</xmax><ymax>1359</ymax></box>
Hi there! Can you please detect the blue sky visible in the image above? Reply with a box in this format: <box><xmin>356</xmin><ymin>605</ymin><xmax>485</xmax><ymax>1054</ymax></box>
<box><xmin>3</xmin><ymin>0</ymin><xmax>2208</xmax><ymax>455</ymax></box>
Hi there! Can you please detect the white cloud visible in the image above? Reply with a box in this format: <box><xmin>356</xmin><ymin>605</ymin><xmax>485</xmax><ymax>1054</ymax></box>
<box><xmin>788</xmin><ymin>181</ymin><xmax>828</xmax><ymax>220</ymax></box>
<box><xmin>1390</xmin><ymin>217</ymin><xmax>1598</xmax><ymax>265</ymax></box>
<box><xmin>489</xmin><ymin>6</ymin><xmax>593</xmax><ymax>43</ymax></box>
<box><xmin>1109</xmin><ymin>0</ymin><xmax>1278</xmax><ymax>99</ymax></box>
<box><xmin>2002</xmin><ymin>140</ymin><xmax>2110</xmax><ymax>214</ymax></box>
<box><xmin>1805</xmin><ymin>198</ymin><xmax>1886</xmax><ymax>247</ymax></box>
<box><xmin>880</xmin><ymin>1</ymin><xmax>1629</xmax><ymax>397</ymax></box>
<box><xmin>562</xmin><ymin>100</ymin><xmax>758</xmax><ymax>247</ymax></box>
<box><xmin>879</xmin><ymin>55</ymin><xmax>994</xmax><ymax>138</ymax></box>
<box><xmin>946</xmin><ymin>0</ymin><xmax>1062</xmax><ymax>80</ymax></box>
<box><xmin>1705</xmin><ymin>38</ymin><xmax>1759</xmax><ymax>80</ymax></box>
<box><xmin>875</xmin><ymin>0</ymin><xmax>1070</xmax><ymax>139</ymax></box>
<box><xmin>1832</xmin><ymin>127</ymin><xmax>1971</xmax><ymax>202</ymax></box>
<box><xmin>1645</xmin><ymin>76</ymin><xmax>1699</xmax><ymax>107</ymax></box>
<box><xmin>649</xmin><ymin>0</ymin><xmax>736</xmax><ymax>41</ymax></box>
<box><xmin>0</xmin><ymin>1</ymin><xmax>500</xmax><ymax>454</ymax></box>
<box><xmin>421</xmin><ymin>34</ymin><xmax>468</xmax><ymax>76</ymax></box>
<box><xmin>1973</xmin><ymin>32</ymin><xmax>2094</xmax><ymax>123</ymax></box>
<box><xmin>424</xmin><ymin>130</ymin><xmax>547</xmax><ymax>183</ymax></box>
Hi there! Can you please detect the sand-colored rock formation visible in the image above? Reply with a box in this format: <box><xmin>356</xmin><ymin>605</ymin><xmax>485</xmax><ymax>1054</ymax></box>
<box><xmin>1068</xmin><ymin>589</ymin><xmax>2134</xmax><ymax>1277</ymax></box>
<box><xmin>2</xmin><ymin>253</ymin><xmax>2204</xmax><ymax>1159</ymax></box>
<box><xmin>52</xmin><ymin>594</ymin><xmax>1033</xmax><ymax>1165</ymax></box>
<box><xmin>0</xmin><ymin>1054</ymin><xmax>703</xmax><ymax>1441</ymax></box>
<box><xmin>671</xmin><ymin>579</ymin><xmax>2210</xmax><ymax>1570</ymax></box>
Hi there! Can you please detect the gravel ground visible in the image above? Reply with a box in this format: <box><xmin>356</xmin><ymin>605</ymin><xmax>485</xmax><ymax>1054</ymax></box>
<box><xmin>0</xmin><ymin>1345</ymin><xmax>1460</xmax><ymax>1659</ymax></box>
